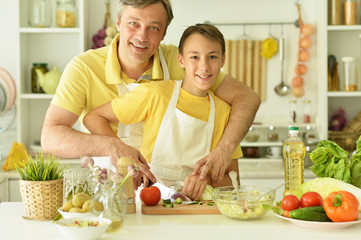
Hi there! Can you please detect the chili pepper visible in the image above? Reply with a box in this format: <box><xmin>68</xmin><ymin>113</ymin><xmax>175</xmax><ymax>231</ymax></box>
<box><xmin>323</xmin><ymin>191</ymin><xmax>359</xmax><ymax>222</ymax></box>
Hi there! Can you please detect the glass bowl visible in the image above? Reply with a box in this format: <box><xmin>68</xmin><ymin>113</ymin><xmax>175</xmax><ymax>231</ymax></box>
<box><xmin>212</xmin><ymin>185</ymin><xmax>275</xmax><ymax>220</ymax></box>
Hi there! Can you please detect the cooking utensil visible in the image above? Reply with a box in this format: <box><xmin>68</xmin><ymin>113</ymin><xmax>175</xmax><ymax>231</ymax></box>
<box><xmin>142</xmin><ymin>201</ymin><xmax>220</xmax><ymax>215</ymax></box>
<box><xmin>274</xmin><ymin>35</ymin><xmax>291</xmax><ymax>96</ymax></box>
<box><xmin>152</xmin><ymin>182</ymin><xmax>192</xmax><ymax>204</ymax></box>
<box><xmin>257</xmin><ymin>182</ymin><xmax>285</xmax><ymax>200</ymax></box>
<box><xmin>229</xmin><ymin>171</ymin><xmax>239</xmax><ymax>192</ymax></box>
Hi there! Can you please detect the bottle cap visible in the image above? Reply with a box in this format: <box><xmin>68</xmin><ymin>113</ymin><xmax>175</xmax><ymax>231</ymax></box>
<box><xmin>289</xmin><ymin>126</ymin><xmax>299</xmax><ymax>130</ymax></box>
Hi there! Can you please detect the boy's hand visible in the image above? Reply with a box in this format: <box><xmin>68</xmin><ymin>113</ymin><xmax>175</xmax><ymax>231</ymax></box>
<box><xmin>181</xmin><ymin>174</ymin><xmax>210</xmax><ymax>200</ymax></box>
<box><xmin>192</xmin><ymin>146</ymin><xmax>233</xmax><ymax>185</ymax></box>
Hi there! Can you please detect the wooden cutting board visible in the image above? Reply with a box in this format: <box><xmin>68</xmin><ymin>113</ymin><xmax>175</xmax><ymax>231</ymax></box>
<box><xmin>141</xmin><ymin>201</ymin><xmax>221</xmax><ymax>215</ymax></box>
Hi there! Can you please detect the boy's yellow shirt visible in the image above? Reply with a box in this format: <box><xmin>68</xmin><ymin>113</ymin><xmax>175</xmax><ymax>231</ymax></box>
<box><xmin>111</xmin><ymin>80</ymin><xmax>243</xmax><ymax>162</ymax></box>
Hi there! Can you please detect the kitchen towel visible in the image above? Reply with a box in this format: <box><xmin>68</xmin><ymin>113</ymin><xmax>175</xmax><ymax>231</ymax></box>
<box><xmin>223</xmin><ymin>40</ymin><xmax>267</xmax><ymax>101</ymax></box>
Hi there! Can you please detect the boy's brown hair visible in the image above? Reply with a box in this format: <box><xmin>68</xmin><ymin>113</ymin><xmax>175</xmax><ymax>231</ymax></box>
<box><xmin>178</xmin><ymin>24</ymin><xmax>225</xmax><ymax>56</ymax></box>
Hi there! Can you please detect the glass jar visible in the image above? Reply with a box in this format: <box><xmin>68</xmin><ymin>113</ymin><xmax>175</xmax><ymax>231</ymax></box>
<box><xmin>31</xmin><ymin>63</ymin><xmax>48</xmax><ymax>93</ymax></box>
<box><xmin>91</xmin><ymin>180</ymin><xmax>128</xmax><ymax>233</ymax></box>
<box><xmin>267</xmin><ymin>125</ymin><xmax>279</xmax><ymax>142</ymax></box>
<box><xmin>330</xmin><ymin>0</ymin><xmax>341</xmax><ymax>25</ymax></box>
<box><xmin>56</xmin><ymin>0</ymin><xmax>77</xmax><ymax>28</ymax></box>
<box><xmin>28</xmin><ymin>0</ymin><xmax>52</xmax><ymax>27</ymax></box>
<box><xmin>342</xmin><ymin>57</ymin><xmax>358</xmax><ymax>91</ymax></box>
<box><xmin>245</xmin><ymin>127</ymin><xmax>259</xmax><ymax>142</ymax></box>
<box><xmin>289</xmin><ymin>100</ymin><xmax>297</xmax><ymax>123</ymax></box>
<box><xmin>303</xmin><ymin>100</ymin><xmax>311</xmax><ymax>123</ymax></box>
<box><xmin>63</xmin><ymin>168</ymin><xmax>97</xmax><ymax>203</ymax></box>
<box><xmin>344</xmin><ymin>0</ymin><xmax>357</xmax><ymax>25</ymax></box>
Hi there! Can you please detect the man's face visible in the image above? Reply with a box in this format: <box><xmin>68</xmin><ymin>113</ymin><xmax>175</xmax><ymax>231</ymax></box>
<box><xmin>116</xmin><ymin>2</ymin><xmax>167</xmax><ymax>67</ymax></box>
<box><xmin>178</xmin><ymin>33</ymin><xmax>225</xmax><ymax>96</ymax></box>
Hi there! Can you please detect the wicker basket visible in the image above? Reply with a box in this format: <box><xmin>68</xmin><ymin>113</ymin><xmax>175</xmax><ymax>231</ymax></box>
<box><xmin>20</xmin><ymin>178</ymin><xmax>64</xmax><ymax>220</ymax></box>
<box><xmin>328</xmin><ymin>130</ymin><xmax>361</xmax><ymax>152</ymax></box>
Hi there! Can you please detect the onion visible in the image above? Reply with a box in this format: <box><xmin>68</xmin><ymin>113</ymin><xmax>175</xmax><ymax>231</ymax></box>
<box><xmin>292</xmin><ymin>87</ymin><xmax>305</xmax><ymax>98</ymax></box>
<box><xmin>292</xmin><ymin>76</ymin><xmax>305</xmax><ymax>87</ymax></box>
<box><xmin>294</xmin><ymin>64</ymin><xmax>308</xmax><ymax>75</ymax></box>
<box><xmin>301</xmin><ymin>24</ymin><xmax>315</xmax><ymax>36</ymax></box>
<box><xmin>299</xmin><ymin>37</ymin><xmax>312</xmax><ymax>49</ymax></box>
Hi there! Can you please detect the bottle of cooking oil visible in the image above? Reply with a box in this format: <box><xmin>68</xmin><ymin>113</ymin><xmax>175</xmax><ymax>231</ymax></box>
<box><xmin>283</xmin><ymin>126</ymin><xmax>305</xmax><ymax>196</ymax></box>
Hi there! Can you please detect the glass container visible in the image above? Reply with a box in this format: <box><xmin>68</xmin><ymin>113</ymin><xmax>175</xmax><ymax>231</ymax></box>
<box><xmin>56</xmin><ymin>0</ymin><xmax>77</xmax><ymax>27</ymax></box>
<box><xmin>289</xmin><ymin>100</ymin><xmax>297</xmax><ymax>123</ymax></box>
<box><xmin>344</xmin><ymin>0</ymin><xmax>357</xmax><ymax>25</ymax></box>
<box><xmin>330</xmin><ymin>0</ymin><xmax>341</xmax><ymax>25</ymax></box>
<box><xmin>28</xmin><ymin>0</ymin><xmax>52</xmax><ymax>27</ymax></box>
<box><xmin>63</xmin><ymin>168</ymin><xmax>97</xmax><ymax>203</ymax></box>
<box><xmin>91</xmin><ymin>180</ymin><xmax>128</xmax><ymax>233</ymax></box>
<box><xmin>303</xmin><ymin>100</ymin><xmax>311</xmax><ymax>123</ymax></box>
<box><xmin>267</xmin><ymin>125</ymin><xmax>279</xmax><ymax>142</ymax></box>
<box><xmin>31</xmin><ymin>63</ymin><xmax>48</xmax><ymax>93</ymax></box>
<box><xmin>342</xmin><ymin>57</ymin><xmax>358</xmax><ymax>91</ymax></box>
<box><xmin>245</xmin><ymin>127</ymin><xmax>259</xmax><ymax>142</ymax></box>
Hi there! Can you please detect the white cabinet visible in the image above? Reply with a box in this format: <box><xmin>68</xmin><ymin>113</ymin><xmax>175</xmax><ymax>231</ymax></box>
<box><xmin>0</xmin><ymin>176</ymin><xmax>8</xmax><ymax>202</ymax></box>
<box><xmin>9</xmin><ymin>179</ymin><xmax>22</xmax><ymax>202</ymax></box>
<box><xmin>317</xmin><ymin>1</ymin><xmax>361</xmax><ymax>138</ymax></box>
<box><xmin>16</xmin><ymin>0</ymin><xmax>88</xmax><ymax>150</ymax></box>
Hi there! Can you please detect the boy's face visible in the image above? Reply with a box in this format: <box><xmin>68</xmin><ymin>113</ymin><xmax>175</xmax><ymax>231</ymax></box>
<box><xmin>116</xmin><ymin>2</ymin><xmax>167</xmax><ymax>67</ymax></box>
<box><xmin>178</xmin><ymin>33</ymin><xmax>225</xmax><ymax>97</ymax></box>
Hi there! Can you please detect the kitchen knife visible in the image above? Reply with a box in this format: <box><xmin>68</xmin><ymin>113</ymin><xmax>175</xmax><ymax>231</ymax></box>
<box><xmin>152</xmin><ymin>182</ymin><xmax>192</xmax><ymax>204</ymax></box>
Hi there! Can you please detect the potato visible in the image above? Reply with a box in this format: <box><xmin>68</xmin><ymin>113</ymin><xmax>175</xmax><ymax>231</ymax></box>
<box><xmin>92</xmin><ymin>200</ymin><xmax>104</xmax><ymax>212</ymax></box>
<box><xmin>82</xmin><ymin>199</ymin><xmax>91</xmax><ymax>213</ymax></box>
<box><xmin>72</xmin><ymin>192</ymin><xmax>91</xmax><ymax>208</ymax></box>
<box><xmin>62</xmin><ymin>200</ymin><xmax>74</xmax><ymax>212</ymax></box>
<box><xmin>69</xmin><ymin>207</ymin><xmax>83</xmax><ymax>213</ymax></box>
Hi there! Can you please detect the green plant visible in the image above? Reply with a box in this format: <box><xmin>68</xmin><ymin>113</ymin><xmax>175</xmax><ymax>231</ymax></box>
<box><xmin>15</xmin><ymin>153</ymin><xmax>67</xmax><ymax>181</ymax></box>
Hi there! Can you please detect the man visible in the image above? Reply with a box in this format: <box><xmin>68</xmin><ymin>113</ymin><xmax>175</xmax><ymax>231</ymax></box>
<box><xmin>41</xmin><ymin>0</ymin><xmax>260</xmax><ymax>187</ymax></box>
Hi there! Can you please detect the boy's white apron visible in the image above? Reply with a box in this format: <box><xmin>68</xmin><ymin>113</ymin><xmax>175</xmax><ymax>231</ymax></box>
<box><xmin>150</xmin><ymin>80</ymin><xmax>215</xmax><ymax>186</ymax></box>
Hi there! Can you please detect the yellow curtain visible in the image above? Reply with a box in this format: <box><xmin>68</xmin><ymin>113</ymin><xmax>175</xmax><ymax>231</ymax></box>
<box><xmin>223</xmin><ymin>40</ymin><xmax>267</xmax><ymax>101</ymax></box>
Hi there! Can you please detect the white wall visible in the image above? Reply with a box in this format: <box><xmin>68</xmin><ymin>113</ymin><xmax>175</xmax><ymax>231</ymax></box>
<box><xmin>0</xmin><ymin>0</ymin><xmax>318</xmax><ymax>157</ymax></box>
<box><xmin>88</xmin><ymin>0</ymin><xmax>318</xmax><ymax>123</ymax></box>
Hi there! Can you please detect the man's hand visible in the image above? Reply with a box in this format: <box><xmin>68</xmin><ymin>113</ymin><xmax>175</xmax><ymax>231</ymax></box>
<box><xmin>182</xmin><ymin>174</ymin><xmax>209</xmax><ymax>200</ymax></box>
<box><xmin>108</xmin><ymin>137</ymin><xmax>157</xmax><ymax>184</ymax></box>
<box><xmin>192</xmin><ymin>146</ymin><xmax>233</xmax><ymax>185</ymax></box>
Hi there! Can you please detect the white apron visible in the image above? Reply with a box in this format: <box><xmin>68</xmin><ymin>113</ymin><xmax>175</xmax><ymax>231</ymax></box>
<box><xmin>116</xmin><ymin>47</ymin><xmax>170</xmax><ymax>150</ymax></box>
<box><xmin>93</xmin><ymin>47</ymin><xmax>170</xmax><ymax>170</ymax></box>
<box><xmin>150</xmin><ymin>80</ymin><xmax>215</xmax><ymax>186</ymax></box>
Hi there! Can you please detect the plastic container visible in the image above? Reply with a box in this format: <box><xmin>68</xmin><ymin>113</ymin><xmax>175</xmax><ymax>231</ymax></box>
<box><xmin>283</xmin><ymin>126</ymin><xmax>305</xmax><ymax>196</ymax></box>
<box><xmin>342</xmin><ymin>57</ymin><xmax>358</xmax><ymax>91</ymax></box>
<box><xmin>56</xmin><ymin>0</ymin><xmax>77</xmax><ymax>27</ymax></box>
<box><xmin>28</xmin><ymin>0</ymin><xmax>52</xmax><ymax>27</ymax></box>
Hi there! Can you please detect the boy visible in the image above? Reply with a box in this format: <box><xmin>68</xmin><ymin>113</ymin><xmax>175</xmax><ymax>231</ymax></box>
<box><xmin>84</xmin><ymin>24</ymin><xmax>241</xmax><ymax>200</ymax></box>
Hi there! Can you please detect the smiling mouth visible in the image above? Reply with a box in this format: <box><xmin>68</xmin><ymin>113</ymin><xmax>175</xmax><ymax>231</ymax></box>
<box><xmin>131</xmin><ymin>42</ymin><xmax>147</xmax><ymax>49</ymax></box>
<box><xmin>196</xmin><ymin>74</ymin><xmax>212</xmax><ymax>79</ymax></box>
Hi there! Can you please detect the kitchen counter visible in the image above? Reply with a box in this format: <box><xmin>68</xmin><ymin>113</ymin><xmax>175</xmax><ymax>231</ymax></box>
<box><xmin>1</xmin><ymin>202</ymin><xmax>360</xmax><ymax>240</ymax></box>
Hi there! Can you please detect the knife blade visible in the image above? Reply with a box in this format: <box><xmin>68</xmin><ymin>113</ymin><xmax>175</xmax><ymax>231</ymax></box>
<box><xmin>152</xmin><ymin>182</ymin><xmax>192</xmax><ymax>204</ymax></box>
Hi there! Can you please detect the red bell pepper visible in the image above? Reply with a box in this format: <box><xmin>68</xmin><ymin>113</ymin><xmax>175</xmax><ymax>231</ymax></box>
<box><xmin>323</xmin><ymin>191</ymin><xmax>359</xmax><ymax>222</ymax></box>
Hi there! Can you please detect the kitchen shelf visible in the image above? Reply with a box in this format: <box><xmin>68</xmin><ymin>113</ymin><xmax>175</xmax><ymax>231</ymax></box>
<box><xmin>16</xmin><ymin>0</ymin><xmax>88</xmax><ymax>149</ymax></box>
<box><xmin>327</xmin><ymin>91</ymin><xmax>361</xmax><ymax>97</ymax></box>
<box><xmin>20</xmin><ymin>94</ymin><xmax>54</xmax><ymax>100</ymax></box>
<box><xmin>327</xmin><ymin>25</ymin><xmax>361</xmax><ymax>31</ymax></box>
<box><xmin>19</xmin><ymin>28</ymin><xmax>81</xmax><ymax>33</ymax></box>
<box><xmin>241</xmin><ymin>141</ymin><xmax>283</xmax><ymax>147</ymax></box>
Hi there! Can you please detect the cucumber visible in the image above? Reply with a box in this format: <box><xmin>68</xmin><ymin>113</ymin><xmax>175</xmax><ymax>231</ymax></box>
<box><xmin>290</xmin><ymin>207</ymin><xmax>331</xmax><ymax>222</ymax></box>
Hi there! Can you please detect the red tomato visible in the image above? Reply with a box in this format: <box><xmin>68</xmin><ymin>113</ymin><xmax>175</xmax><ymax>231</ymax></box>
<box><xmin>140</xmin><ymin>186</ymin><xmax>161</xmax><ymax>206</ymax></box>
<box><xmin>281</xmin><ymin>195</ymin><xmax>300</xmax><ymax>211</ymax></box>
<box><xmin>300</xmin><ymin>192</ymin><xmax>323</xmax><ymax>208</ymax></box>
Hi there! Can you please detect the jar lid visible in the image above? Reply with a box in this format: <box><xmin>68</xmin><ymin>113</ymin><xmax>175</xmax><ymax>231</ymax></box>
<box><xmin>33</xmin><ymin>63</ymin><xmax>48</xmax><ymax>66</ymax></box>
<box><xmin>342</xmin><ymin>57</ymin><xmax>355</xmax><ymax>62</ymax></box>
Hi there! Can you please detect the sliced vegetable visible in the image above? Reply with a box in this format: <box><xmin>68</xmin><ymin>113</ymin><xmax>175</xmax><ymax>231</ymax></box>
<box><xmin>289</xmin><ymin>207</ymin><xmax>331</xmax><ymax>222</ymax></box>
<box><xmin>323</xmin><ymin>191</ymin><xmax>359</xmax><ymax>222</ymax></box>
<box><xmin>263</xmin><ymin>204</ymin><xmax>290</xmax><ymax>218</ymax></box>
<box><xmin>297</xmin><ymin>177</ymin><xmax>361</xmax><ymax>211</ymax></box>
<box><xmin>200</xmin><ymin>185</ymin><xmax>213</xmax><ymax>200</ymax></box>
<box><xmin>175</xmin><ymin>197</ymin><xmax>182</xmax><ymax>204</ymax></box>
